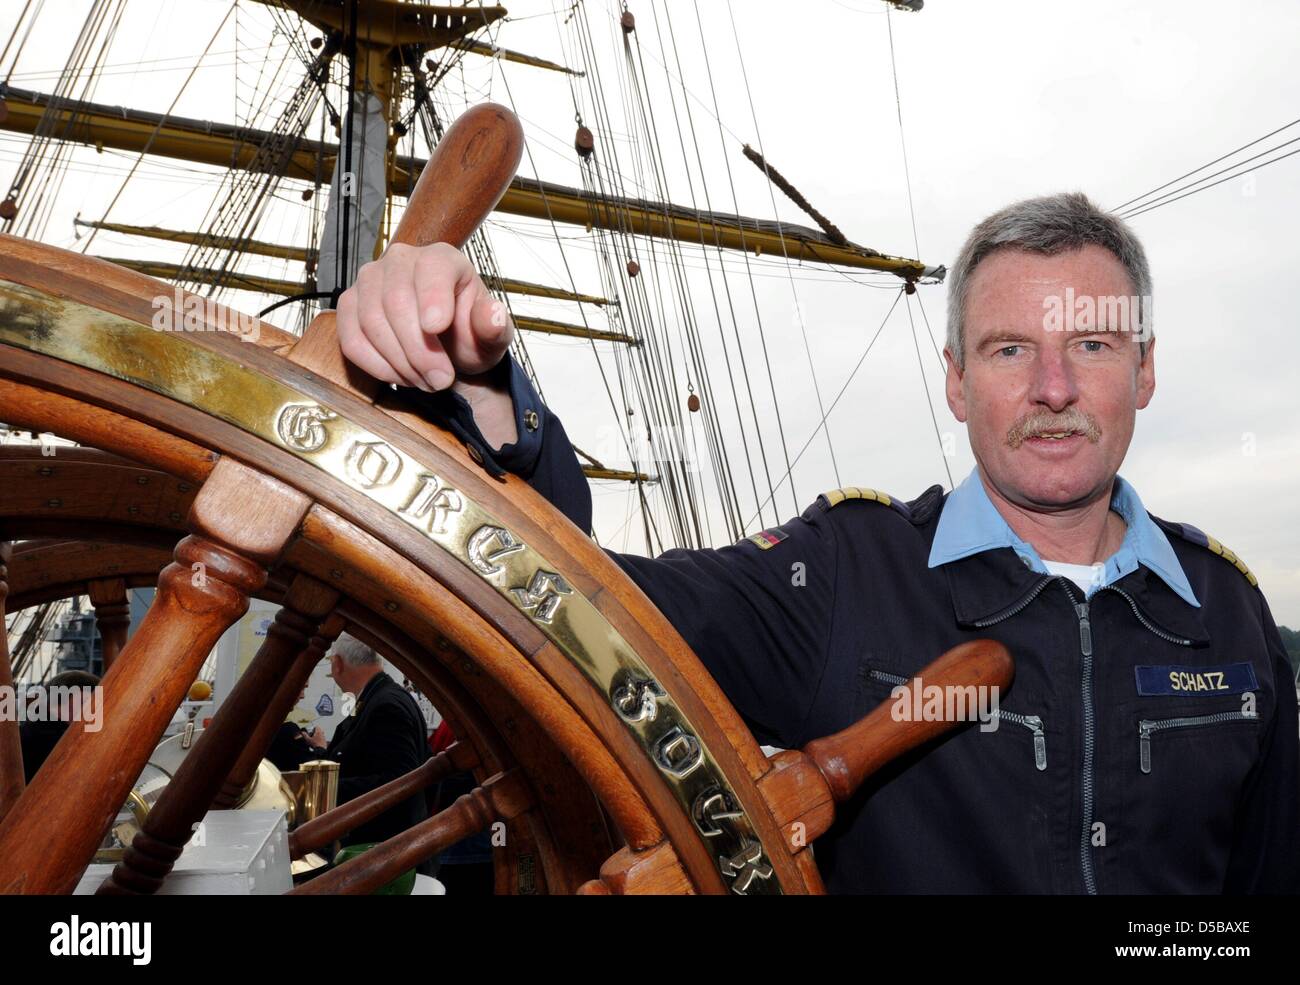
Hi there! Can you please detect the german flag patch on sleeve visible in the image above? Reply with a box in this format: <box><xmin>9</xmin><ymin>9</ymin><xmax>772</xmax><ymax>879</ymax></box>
<box><xmin>744</xmin><ymin>527</ymin><xmax>789</xmax><ymax>550</ymax></box>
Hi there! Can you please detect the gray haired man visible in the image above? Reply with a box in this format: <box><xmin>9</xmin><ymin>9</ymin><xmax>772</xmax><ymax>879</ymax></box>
<box><xmin>336</xmin><ymin>191</ymin><xmax>1298</xmax><ymax>894</ymax></box>
<box><xmin>311</xmin><ymin>635</ymin><xmax>431</xmax><ymax>867</ymax></box>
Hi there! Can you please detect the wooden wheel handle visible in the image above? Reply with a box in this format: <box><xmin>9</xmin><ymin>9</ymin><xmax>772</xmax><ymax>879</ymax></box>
<box><xmin>805</xmin><ymin>640</ymin><xmax>1015</xmax><ymax>802</ymax></box>
<box><xmin>287</xmin><ymin>102</ymin><xmax>525</xmax><ymax>395</ymax></box>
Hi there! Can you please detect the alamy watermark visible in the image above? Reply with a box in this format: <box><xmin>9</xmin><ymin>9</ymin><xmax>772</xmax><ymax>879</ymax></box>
<box><xmin>0</xmin><ymin>685</ymin><xmax>103</xmax><ymax>732</ymax></box>
<box><xmin>0</xmin><ymin>424</ymin><xmax>59</xmax><ymax>456</ymax></box>
<box><xmin>150</xmin><ymin>287</ymin><xmax>261</xmax><ymax>343</ymax></box>
<box><xmin>587</xmin><ymin>422</ymin><xmax>707</xmax><ymax>474</ymax></box>
<box><xmin>889</xmin><ymin>677</ymin><xmax>1001</xmax><ymax>732</ymax></box>
<box><xmin>1042</xmin><ymin>288</ymin><xmax>1153</xmax><ymax>341</ymax></box>
<box><xmin>49</xmin><ymin>916</ymin><xmax>150</xmax><ymax>965</ymax></box>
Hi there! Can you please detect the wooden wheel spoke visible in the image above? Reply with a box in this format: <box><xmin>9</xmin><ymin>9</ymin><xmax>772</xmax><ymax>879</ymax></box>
<box><xmin>289</xmin><ymin>769</ymin><xmax>532</xmax><ymax>896</ymax></box>
<box><xmin>86</xmin><ymin>577</ymin><xmax>129</xmax><ymax>670</ymax></box>
<box><xmin>577</xmin><ymin>841</ymin><xmax>694</xmax><ymax>896</ymax></box>
<box><xmin>213</xmin><ymin>611</ymin><xmax>346</xmax><ymax>810</ymax></box>
<box><xmin>0</xmin><ymin>459</ymin><xmax>308</xmax><ymax>893</ymax></box>
<box><xmin>98</xmin><ymin>572</ymin><xmax>339</xmax><ymax>895</ymax></box>
<box><xmin>754</xmin><ymin>639</ymin><xmax>1016</xmax><ymax>869</ymax></box>
<box><xmin>288</xmin><ymin>740</ymin><xmax>478</xmax><ymax>860</ymax></box>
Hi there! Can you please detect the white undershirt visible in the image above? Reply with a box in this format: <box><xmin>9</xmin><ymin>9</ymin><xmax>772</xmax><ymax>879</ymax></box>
<box><xmin>1042</xmin><ymin>559</ymin><xmax>1106</xmax><ymax>596</ymax></box>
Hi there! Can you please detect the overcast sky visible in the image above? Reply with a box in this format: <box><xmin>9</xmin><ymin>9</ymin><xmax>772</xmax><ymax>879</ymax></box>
<box><xmin>3</xmin><ymin>1</ymin><xmax>1298</xmax><ymax>626</ymax></box>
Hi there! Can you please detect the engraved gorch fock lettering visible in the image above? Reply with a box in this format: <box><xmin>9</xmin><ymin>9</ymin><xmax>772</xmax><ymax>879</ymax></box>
<box><xmin>692</xmin><ymin>786</ymin><xmax>745</xmax><ymax>838</ymax></box>
<box><xmin>718</xmin><ymin>838</ymin><xmax>774</xmax><ymax>895</ymax></box>
<box><xmin>653</xmin><ymin>725</ymin><xmax>704</xmax><ymax>779</ymax></box>
<box><xmin>399</xmin><ymin>473</ymin><xmax>463</xmax><ymax>534</ymax></box>
<box><xmin>611</xmin><ymin>674</ymin><xmax>667</xmax><ymax>724</ymax></box>
<box><xmin>345</xmin><ymin>439</ymin><xmax>403</xmax><ymax>489</ymax></box>
<box><xmin>276</xmin><ymin>403</ymin><xmax>336</xmax><ymax>452</ymax></box>
<box><xmin>509</xmin><ymin>569</ymin><xmax>573</xmax><ymax>624</ymax></box>
<box><xmin>466</xmin><ymin>523</ymin><xmax>525</xmax><ymax>576</ymax></box>
<box><xmin>466</xmin><ymin>525</ymin><xmax>572</xmax><ymax>624</ymax></box>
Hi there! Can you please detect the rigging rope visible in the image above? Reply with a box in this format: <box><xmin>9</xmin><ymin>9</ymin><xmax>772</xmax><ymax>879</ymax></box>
<box><xmin>3</xmin><ymin>0</ymin><xmax>130</xmax><ymax>241</ymax></box>
<box><xmin>0</xmin><ymin>0</ymin><xmax>44</xmax><ymax>86</ymax></box>
<box><xmin>166</xmin><ymin>31</ymin><xmax>318</xmax><ymax>300</ymax></box>
<box><xmin>610</xmin><ymin>11</ymin><xmax>726</xmax><ymax>545</ymax></box>
<box><xmin>887</xmin><ymin>3</ymin><xmax>950</xmax><ymax>483</ymax></box>
<box><xmin>680</xmin><ymin>0</ymin><xmax>794</xmax><ymax>530</ymax></box>
<box><xmin>571</xmin><ymin>2</ymin><xmax>709</xmax><ymax>547</ymax></box>
<box><xmin>744</xmin><ymin>288</ymin><xmax>905</xmax><ymax>529</ymax></box>
<box><xmin>472</xmin><ymin>0</ymin><xmax>656</xmax><ymax>549</ymax></box>
<box><xmin>885</xmin><ymin>6</ymin><xmax>922</xmax><ymax>260</ymax></box>
<box><xmin>647</xmin><ymin>2</ymin><xmax>780</xmax><ymax>540</ymax></box>
<box><xmin>906</xmin><ymin>292</ymin><xmax>954</xmax><ymax>490</ymax></box>
<box><xmin>722</xmin><ymin>0</ymin><xmax>832</xmax><ymax>509</ymax></box>
<box><xmin>739</xmin><ymin>144</ymin><xmax>847</xmax><ymax>246</ymax></box>
<box><xmin>1118</xmin><ymin>137</ymin><xmax>1300</xmax><ymax>220</ymax></box>
<box><xmin>74</xmin><ymin>1</ymin><xmax>236</xmax><ymax>253</ymax></box>
<box><xmin>1112</xmin><ymin>116</ymin><xmax>1300</xmax><ymax>214</ymax></box>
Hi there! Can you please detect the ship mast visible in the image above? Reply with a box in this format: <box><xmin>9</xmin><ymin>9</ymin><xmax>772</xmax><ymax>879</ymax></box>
<box><xmin>0</xmin><ymin>85</ymin><xmax>936</xmax><ymax>279</ymax></box>
<box><xmin>0</xmin><ymin>0</ymin><xmax>943</xmax><ymax>556</ymax></box>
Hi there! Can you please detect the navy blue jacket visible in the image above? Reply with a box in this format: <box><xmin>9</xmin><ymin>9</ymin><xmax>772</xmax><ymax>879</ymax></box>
<box><xmin>322</xmin><ymin>672</ymin><xmax>430</xmax><ymax>856</ymax></box>
<box><xmin>405</xmin><ymin>354</ymin><xmax>1300</xmax><ymax>894</ymax></box>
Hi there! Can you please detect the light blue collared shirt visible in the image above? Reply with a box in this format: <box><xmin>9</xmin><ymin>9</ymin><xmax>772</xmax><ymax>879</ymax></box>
<box><xmin>927</xmin><ymin>467</ymin><xmax>1200</xmax><ymax>607</ymax></box>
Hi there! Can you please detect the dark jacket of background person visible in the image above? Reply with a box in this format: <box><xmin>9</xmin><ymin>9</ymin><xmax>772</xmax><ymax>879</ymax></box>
<box><xmin>18</xmin><ymin>719</ymin><xmax>66</xmax><ymax>783</ymax></box>
<box><xmin>321</xmin><ymin>672</ymin><xmax>431</xmax><ymax>860</ymax></box>
<box><xmin>18</xmin><ymin>670</ymin><xmax>101</xmax><ymax>782</ymax></box>
<box><xmin>266</xmin><ymin>721</ymin><xmax>323</xmax><ymax>773</ymax></box>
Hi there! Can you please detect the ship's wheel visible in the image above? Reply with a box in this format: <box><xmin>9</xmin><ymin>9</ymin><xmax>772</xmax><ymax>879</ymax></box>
<box><xmin>0</xmin><ymin>104</ymin><xmax>1011</xmax><ymax>895</ymax></box>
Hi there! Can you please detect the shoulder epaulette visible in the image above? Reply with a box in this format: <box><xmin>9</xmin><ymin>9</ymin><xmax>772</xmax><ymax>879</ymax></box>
<box><xmin>807</xmin><ymin>486</ymin><xmax>912</xmax><ymax>522</ymax></box>
<box><xmin>1155</xmin><ymin>518</ymin><xmax>1258</xmax><ymax>588</ymax></box>
<box><xmin>806</xmin><ymin>484</ymin><xmax>946</xmax><ymax>526</ymax></box>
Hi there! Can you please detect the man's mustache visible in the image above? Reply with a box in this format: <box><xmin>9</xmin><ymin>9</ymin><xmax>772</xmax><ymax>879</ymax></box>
<box><xmin>1007</xmin><ymin>407</ymin><xmax>1101</xmax><ymax>448</ymax></box>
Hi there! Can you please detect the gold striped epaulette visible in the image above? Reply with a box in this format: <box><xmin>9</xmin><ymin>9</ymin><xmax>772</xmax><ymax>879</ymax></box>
<box><xmin>1157</xmin><ymin>518</ymin><xmax>1258</xmax><ymax>588</ymax></box>
<box><xmin>1203</xmin><ymin>534</ymin><xmax>1258</xmax><ymax>588</ymax></box>
<box><xmin>807</xmin><ymin>486</ymin><xmax>915</xmax><ymax>523</ymax></box>
<box><xmin>821</xmin><ymin>486</ymin><xmax>893</xmax><ymax>509</ymax></box>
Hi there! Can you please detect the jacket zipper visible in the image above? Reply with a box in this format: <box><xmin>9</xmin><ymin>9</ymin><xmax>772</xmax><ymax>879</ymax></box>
<box><xmin>974</xmin><ymin>577</ymin><xmax>1098</xmax><ymax>893</ymax></box>
<box><xmin>972</xmin><ymin>575</ymin><xmax>1204</xmax><ymax>894</ymax></box>
<box><xmin>971</xmin><ymin>576</ymin><xmax>1055</xmax><ymax>628</ymax></box>
<box><xmin>1095</xmin><ymin>584</ymin><xmax>1193</xmax><ymax>645</ymax></box>
<box><xmin>871</xmin><ymin>668</ymin><xmax>1047</xmax><ymax>770</ymax></box>
<box><xmin>972</xmin><ymin>574</ymin><xmax>1102</xmax><ymax>888</ymax></box>
<box><xmin>994</xmin><ymin>710</ymin><xmax>1047</xmax><ymax>770</ymax></box>
<box><xmin>1068</xmin><ymin>584</ymin><xmax>1099</xmax><ymax>896</ymax></box>
<box><xmin>865</xmin><ymin>667</ymin><xmax>908</xmax><ymax>688</ymax></box>
<box><xmin>869</xmin><ymin>668</ymin><xmax>1046</xmax><ymax>769</ymax></box>
<box><xmin>1138</xmin><ymin>712</ymin><xmax>1258</xmax><ymax>774</ymax></box>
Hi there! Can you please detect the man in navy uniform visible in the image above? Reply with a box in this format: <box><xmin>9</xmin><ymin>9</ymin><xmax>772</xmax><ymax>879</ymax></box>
<box><xmin>336</xmin><ymin>191</ymin><xmax>1298</xmax><ymax>893</ymax></box>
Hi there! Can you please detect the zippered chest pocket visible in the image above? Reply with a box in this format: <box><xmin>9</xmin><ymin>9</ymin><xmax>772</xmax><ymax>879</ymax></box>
<box><xmin>1137</xmin><ymin>711</ymin><xmax>1260</xmax><ymax>774</ymax></box>
<box><xmin>863</xmin><ymin>665</ymin><xmax>1048</xmax><ymax>771</ymax></box>
<box><xmin>862</xmin><ymin>666</ymin><xmax>908</xmax><ymax>691</ymax></box>
<box><xmin>996</xmin><ymin>710</ymin><xmax>1048</xmax><ymax>771</ymax></box>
